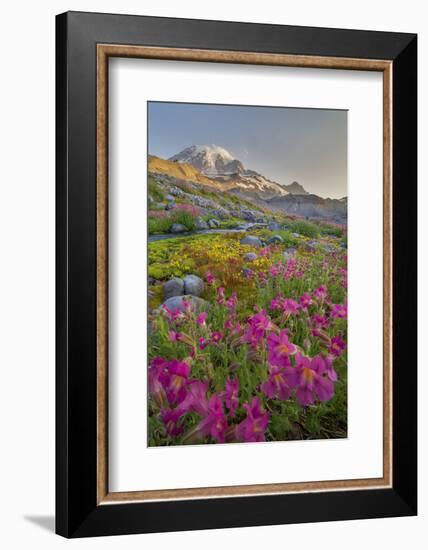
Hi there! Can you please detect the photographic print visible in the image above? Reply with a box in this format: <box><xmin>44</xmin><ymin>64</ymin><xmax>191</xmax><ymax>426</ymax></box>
<box><xmin>147</xmin><ymin>101</ymin><xmax>348</xmax><ymax>447</ymax></box>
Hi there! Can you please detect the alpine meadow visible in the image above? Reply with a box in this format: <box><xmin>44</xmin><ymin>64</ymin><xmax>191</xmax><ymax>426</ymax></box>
<box><xmin>147</xmin><ymin>102</ymin><xmax>348</xmax><ymax>447</ymax></box>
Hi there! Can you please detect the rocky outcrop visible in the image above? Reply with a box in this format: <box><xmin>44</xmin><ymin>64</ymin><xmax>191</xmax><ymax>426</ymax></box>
<box><xmin>158</xmin><ymin>295</ymin><xmax>210</xmax><ymax>314</ymax></box>
<box><xmin>170</xmin><ymin>223</ymin><xmax>188</xmax><ymax>233</ymax></box>
<box><xmin>240</xmin><ymin>235</ymin><xmax>263</xmax><ymax>248</ymax></box>
<box><xmin>164</xmin><ymin>277</ymin><xmax>185</xmax><ymax>299</ymax></box>
<box><xmin>183</xmin><ymin>275</ymin><xmax>204</xmax><ymax>297</ymax></box>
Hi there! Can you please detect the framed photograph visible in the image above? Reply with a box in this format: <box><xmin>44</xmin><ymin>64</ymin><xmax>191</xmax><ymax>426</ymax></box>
<box><xmin>56</xmin><ymin>11</ymin><xmax>417</xmax><ymax>538</ymax></box>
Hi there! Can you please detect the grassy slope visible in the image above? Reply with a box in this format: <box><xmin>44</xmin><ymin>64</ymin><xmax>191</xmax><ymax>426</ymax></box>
<box><xmin>149</xmin><ymin>155</ymin><xmax>227</xmax><ymax>189</ymax></box>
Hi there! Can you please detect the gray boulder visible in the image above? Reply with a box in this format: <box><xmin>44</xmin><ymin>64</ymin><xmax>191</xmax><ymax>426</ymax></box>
<box><xmin>305</xmin><ymin>240</ymin><xmax>319</xmax><ymax>252</ymax></box>
<box><xmin>158</xmin><ymin>295</ymin><xmax>210</xmax><ymax>314</ymax></box>
<box><xmin>165</xmin><ymin>194</ymin><xmax>175</xmax><ymax>202</ymax></box>
<box><xmin>268</xmin><ymin>221</ymin><xmax>281</xmax><ymax>231</ymax></box>
<box><xmin>195</xmin><ymin>217</ymin><xmax>209</xmax><ymax>230</ymax></box>
<box><xmin>183</xmin><ymin>274</ymin><xmax>204</xmax><ymax>297</ymax></box>
<box><xmin>241</xmin><ymin>209</ymin><xmax>265</xmax><ymax>223</ymax></box>
<box><xmin>208</xmin><ymin>219</ymin><xmax>220</xmax><ymax>228</ymax></box>
<box><xmin>169</xmin><ymin>187</ymin><xmax>185</xmax><ymax>197</ymax></box>
<box><xmin>267</xmin><ymin>235</ymin><xmax>284</xmax><ymax>245</ymax></box>
<box><xmin>240</xmin><ymin>235</ymin><xmax>263</xmax><ymax>248</ymax></box>
<box><xmin>244</xmin><ymin>252</ymin><xmax>258</xmax><ymax>262</ymax></box>
<box><xmin>210</xmin><ymin>207</ymin><xmax>230</xmax><ymax>219</ymax></box>
<box><xmin>170</xmin><ymin>223</ymin><xmax>187</xmax><ymax>233</ymax></box>
<box><xmin>164</xmin><ymin>277</ymin><xmax>185</xmax><ymax>300</ymax></box>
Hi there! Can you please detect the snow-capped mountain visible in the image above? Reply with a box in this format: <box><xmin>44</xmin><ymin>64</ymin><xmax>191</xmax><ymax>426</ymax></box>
<box><xmin>169</xmin><ymin>145</ymin><xmax>289</xmax><ymax>198</ymax></box>
<box><xmin>169</xmin><ymin>145</ymin><xmax>244</xmax><ymax>177</ymax></box>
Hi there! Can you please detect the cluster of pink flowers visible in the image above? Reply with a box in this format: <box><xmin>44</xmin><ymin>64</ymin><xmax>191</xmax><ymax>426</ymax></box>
<box><xmin>149</xmin><ymin>356</ymin><xmax>269</xmax><ymax>443</ymax></box>
<box><xmin>149</xmin><ymin>250</ymin><xmax>347</xmax><ymax>445</ymax></box>
<box><xmin>148</xmin><ymin>209</ymin><xmax>169</xmax><ymax>218</ymax></box>
<box><xmin>172</xmin><ymin>203</ymin><xmax>201</xmax><ymax>216</ymax></box>
<box><xmin>149</xmin><ymin>296</ymin><xmax>345</xmax><ymax>444</ymax></box>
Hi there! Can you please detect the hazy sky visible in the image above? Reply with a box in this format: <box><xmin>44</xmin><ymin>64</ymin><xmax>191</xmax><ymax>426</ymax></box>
<box><xmin>148</xmin><ymin>102</ymin><xmax>347</xmax><ymax>199</ymax></box>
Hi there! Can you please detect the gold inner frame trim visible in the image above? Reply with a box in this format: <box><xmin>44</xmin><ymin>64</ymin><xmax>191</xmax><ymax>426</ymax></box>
<box><xmin>96</xmin><ymin>44</ymin><xmax>393</xmax><ymax>505</ymax></box>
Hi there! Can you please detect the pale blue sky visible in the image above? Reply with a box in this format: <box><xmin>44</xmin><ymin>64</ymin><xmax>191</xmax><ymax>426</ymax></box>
<box><xmin>148</xmin><ymin>102</ymin><xmax>347</xmax><ymax>199</ymax></box>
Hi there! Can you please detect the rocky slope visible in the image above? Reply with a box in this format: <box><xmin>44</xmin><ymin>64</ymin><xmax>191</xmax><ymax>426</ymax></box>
<box><xmin>267</xmin><ymin>194</ymin><xmax>347</xmax><ymax>223</ymax></box>
<box><xmin>152</xmin><ymin>145</ymin><xmax>346</xmax><ymax>224</ymax></box>
<box><xmin>169</xmin><ymin>144</ymin><xmax>289</xmax><ymax>198</ymax></box>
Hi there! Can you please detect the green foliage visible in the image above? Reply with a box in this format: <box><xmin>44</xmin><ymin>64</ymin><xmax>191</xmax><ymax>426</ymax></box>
<box><xmin>171</xmin><ymin>209</ymin><xmax>196</xmax><ymax>231</ymax></box>
<box><xmin>257</xmin><ymin>229</ymin><xmax>300</xmax><ymax>248</ymax></box>
<box><xmin>319</xmin><ymin>223</ymin><xmax>344</xmax><ymax>238</ymax></box>
<box><xmin>148</xmin><ymin>176</ymin><xmax>165</xmax><ymax>202</ymax></box>
<box><xmin>148</xmin><ymin>216</ymin><xmax>173</xmax><ymax>234</ymax></box>
<box><xmin>218</xmin><ymin>217</ymin><xmax>242</xmax><ymax>229</ymax></box>
<box><xmin>285</xmin><ymin>219</ymin><xmax>319</xmax><ymax>238</ymax></box>
<box><xmin>148</xmin><ymin>208</ymin><xmax>197</xmax><ymax>235</ymax></box>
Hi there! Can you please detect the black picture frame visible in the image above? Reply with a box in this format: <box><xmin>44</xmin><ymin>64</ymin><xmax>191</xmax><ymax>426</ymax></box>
<box><xmin>56</xmin><ymin>11</ymin><xmax>417</xmax><ymax>538</ymax></box>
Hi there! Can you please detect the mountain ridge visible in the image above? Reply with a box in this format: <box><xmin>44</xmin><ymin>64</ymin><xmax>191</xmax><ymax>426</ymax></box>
<box><xmin>151</xmin><ymin>145</ymin><xmax>346</xmax><ymax>223</ymax></box>
<box><xmin>169</xmin><ymin>144</ymin><xmax>289</xmax><ymax>198</ymax></box>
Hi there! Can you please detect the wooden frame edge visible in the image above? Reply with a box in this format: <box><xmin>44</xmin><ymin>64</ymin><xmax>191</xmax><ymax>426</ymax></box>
<box><xmin>96</xmin><ymin>44</ymin><xmax>393</xmax><ymax>504</ymax></box>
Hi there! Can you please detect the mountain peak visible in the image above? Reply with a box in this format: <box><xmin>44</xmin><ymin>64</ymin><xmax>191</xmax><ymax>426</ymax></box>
<box><xmin>169</xmin><ymin>144</ymin><xmax>238</xmax><ymax>176</ymax></box>
<box><xmin>282</xmin><ymin>181</ymin><xmax>309</xmax><ymax>195</ymax></box>
<box><xmin>168</xmin><ymin>144</ymin><xmax>289</xmax><ymax>197</ymax></box>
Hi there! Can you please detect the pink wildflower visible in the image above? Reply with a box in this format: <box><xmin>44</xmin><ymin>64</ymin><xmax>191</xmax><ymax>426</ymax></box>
<box><xmin>159</xmin><ymin>360</ymin><xmax>191</xmax><ymax>406</ymax></box>
<box><xmin>328</xmin><ymin>335</ymin><xmax>346</xmax><ymax>357</ymax></box>
<box><xmin>204</xmin><ymin>271</ymin><xmax>216</xmax><ymax>285</ymax></box>
<box><xmin>269</xmin><ymin>264</ymin><xmax>280</xmax><ymax>277</ymax></box>
<box><xmin>194</xmin><ymin>395</ymin><xmax>228</xmax><ymax>443</ymax></box>
<box><xmin>221</xmin><ymin>377</ymin><xmax>239</xmax><ymax>417</ymax></box>
<box><xmin>261</xmin><ymin>364</ymin><xmax>294</xmax><ymax>401</ymax></box>
<box><xmin>226</xmin><ymin>292</ymin><xmax>238</xmax><ymax>311</ymax></box>
<box><xmin>217</xmin><ymin>286</ymin><xmax>226</xmax><ymax>305</ymax></box>
<box><xmin>267</xmin><ymin>330</ymin><xmax>296</xmax><ymax>368</ymax></box>
<box><xmin>299</xmin><ymin>293</ymin><xmax>313</xmax><ymax>310</ymax></box>
<box><xmin>242</xmin><ymin>310</ymin><xmax>275</xmax><ymax>347</ymax></box>
<box><xmin>331</xmin><ymin>303</ymin><xmax>347</xmax><ymax>319</ymax></box>
<box><xmin>313</xmin><ymin>285</ymin><xmax>328</xmax><ymax>301</ymax></box>
<box><xmin>148</xmin><ymin>357</ymin><xmax>168</xmax><ymax>408</ymax></box>
<box><xmin>161</xmin><ymin>304</ymin><xmax>184</xmax><ymax>321</ymax></box>
<box><xmin>210</xmin><ymin>331</ymin><xmax>224</xmax><ymax>344</ymax></box>
<box><xmin>270</xmin><ymin>295</ymin><xmax>284</xmax><ymax>310</ymax></box>
<box><xmin>311</xmin><ymin>314</ymin><xmax>329</xmax><ymax>329</ymax></box>
<box><xmin>289</xmin><ymin>354</ymin><xmax>335</xmax><ymax>406</ymax></box>
<box><xmin>324</xmin><ymin>354</ymin><xmax>338</xmax><ymax>381</ymax></box>
<box><xmin>235</xmin><ymin>397</ymin><xmax>270</xmax><ymax>443</ymax></box>
<box><xmin>281</xmin><ymin>298</ymin><xmax>300</xmax><ymax>315</ymax></box>
<box><xmin>161</xmin><ymin>408</ymin><xmax>185</xmax><ymax>437</ymax></box>
<box><xmin>196</xmin><ymin>311</ymin><xmax>208</xmax><ymax>326</ymax></box>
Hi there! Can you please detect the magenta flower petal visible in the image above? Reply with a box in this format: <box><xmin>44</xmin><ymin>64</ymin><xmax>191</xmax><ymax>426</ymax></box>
<box><xmin>196</xmin><ymin>311</ymin><xmax>208</xmax><ymax>326</ymax></box>
<box><xmin>329</xmin><ymin>335</ymin><xmax>346</xmax><ymax>357</ymax></box>
<box><xmin>314</xmin><ymin>375</ymin><xmax>334</xmax><ymax>402</ymax></box>
<box><xmin>236</xmin><ymin>397</ymin><xmax>269</xmax><ymax>443</ymax></box>
<box><xmin>222</xmin><ymin>377</ymin><xmax>239</xmax><ymax>417</ymax></box>
<box><xmin>193</xmin><ymin>394</ymin><xmax>228</xmax><ymax>443</ymax></box>
<box><xmin>296</xmin><ymin>386</ymin><xmax>315</xmax><ymax>406</ymax></box>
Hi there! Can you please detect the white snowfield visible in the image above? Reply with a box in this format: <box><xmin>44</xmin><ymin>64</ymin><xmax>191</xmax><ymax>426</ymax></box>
<box><xmin>169</xmin><ymin>144</ymin><xmax>289</xmax><ymax>196</ymax></box>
